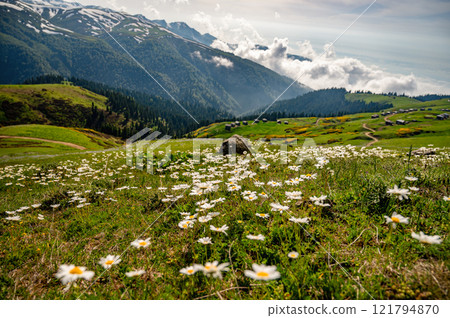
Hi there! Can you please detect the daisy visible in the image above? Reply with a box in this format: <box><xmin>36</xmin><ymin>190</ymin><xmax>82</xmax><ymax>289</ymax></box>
<box><xmin>184</xmin><ymin>213</ymin><xmax>198</xmax><ymax>220</ymax></box>
<box><xmin>288</xmin><ymin>251</ymin><xmax>299</xmax><ymax>259</ymax></box>
<box><xmin>270</xmin><ymin>203</ymin><xmax>289</xmax><ymax>213</ymax></box>
<box><xmin>55</xmin><ymin>264</ymin><xmax>95</xmax><ymax>285</ymax></box>
<box><xmin>198</xmin><ymin>237</ymin><xmax>212</xmax><ymax>245</ymax></box>
<box><xmin>38</xmin><ymin>214</ymin><xmax>44</xmax><ymax>220</ymax></box>
<box><xmin>405</xmin><ymin>176</ymin><xmax>418</xmax><ymax>182</ymax></box>
<box><xmin>199</xmin><ymin>215</ymin><xmax>213</xmax><ymax>223</ymax></box>
<box><xmin>99</xmin><ymin>255</ymin><xmax>121</xmax><ymax>269</ymax></box>
<box><xmin>179</xmin><ymin>266</ymin><xmax>199</xmax><ymax>276</ymax></box>
<box><xmin>408</xmin><ymin>186</ymin><xmax>419</xmax><ymax>192</ymax></box>
<box><xmin>131</xmin><ymin>238</ymin><xmax>151</xmax><ymax>248</ymax></box>
<box><xmin>384</xmin><ymin>212</ymin><xmax>409</xmax><ymax>229</ymax></box>
<box><xmin>31</xmin><ymin>204</ymin><xmax>41</xmax><ymax>209</ymax></box>
<box><xmin>227</xmin><ymin>185</ymin><xmax>242</xmax><ymax>192</ymax></box>
<box><xmin>289</xmin><ymin>217</ymin><xmax>310</xmax><ymax>224</ymax></box>
<box><xmin>178</xmin><ymin>220</ymin><xmax>195</xmax><ymax>229</ymax></box>
<box><xmin>254</xmin><ymin>181</ymin><xmax>265</xmax><ymax>187</ymax></box>
<box><xmin>286</xmin><ymin>191</ymin><xmax>302</xmax><ymax>200</ymax></box>
<box><xmin>207</xmin><ymin>212</ymin><xmax>221</xmax><ymax>218</ymax></box>
<box><xmin>411</xmin><ymin>232</ymin><xmax>443</xmax><ymax>244</ymax></box>
<box><xmin>387</xmin><ymin>185</ymin><xmax>410</xmax><ymax>200</ymax></box>
<box><xmin>244</xmin><ymin>264</ymin><xmax>280</xmax><ymax>281</ymax></box>
<box><xmin>443</xmin><ymin>196</ymin><xmax>449</xmax><ymax>202</ymax></box>
<box><xmin>126</xmin><ymin>270</ymin><xmax>146</xmax><ymax>277</ymax></box>
<box><xmin>259</xmin><ymin>191</ymin><xmax>269</xmax><ymax>199</ymax></box>
<box><xmin>210</xmin><ymin>224</ymin><xmax>229</xmax><ymax>235</ymax></box>
<box><xmin>246</xmin><ymin>234</ymin><xmax>265</xmax><ymax>241</ymax></box>
<box><xmin>197</xmin><ymin>261</ymin><xmax>230</xmax><ymax>279</ymax></box>
<box><xmin>199</xmin><ymin>203</ymin><xmax>215</xmax><ymax>210</ymax></box>
<box><xmin>5</xmin><ymin>215</ymin><xmax>21</xmax><ymax>221</ymax></box>
<box><xmin>267</xmin><ymin>181</ymin><xmax>281</xmax><ymax>187</ymax></box>
<box><xmin>244</xmin><ymin>194</ymin><xmax>258</xmax><ymax>201</ymax></box>
<box><xmin>256</xmin><ymin>213</ymin><xmax>270</xmax><ymax>219</ymax></box>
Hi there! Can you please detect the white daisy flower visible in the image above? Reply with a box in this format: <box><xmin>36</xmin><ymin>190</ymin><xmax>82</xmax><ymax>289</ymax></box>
<box><xmin>178</xmin><ymin>220</ymin><xmax>195</xmax><ymax>229</ymax></box>
<box><xmin>246</xmin><ymin>234</ymin><xmax>265</xmax><ymax>241</ymax></box>
<box><xmin>285</xmin><ymin>191</ymin><xmax>302</xmax><ymax>200</ymax></box>
<box><xmin>405</xmin><ymin>176</ymin><xmax>418</xmax><ymax>181</ymax></box>
<box><xmin>210</xmin><ymin>224</ymin><xmax>229</xmax><ymax>235</ymax></box>
<box><xmin>288</xmin><ymin>251</ymin><xmax>299</xmax><ymax>259</ymax></box>
<box><xmin>55</xmin><ymin>264</ymin><xmax>95</xmax><ymax>285</ymax></box>
<box><xmin>199</xmin><ymin>215</ymin><xmax>213</xmax><ymax>223</ymax></box>
<box><xmin>411</xmin><ymin>232</ymin><xmax>442</xmax><ymax>244</ymax></box>
<box><xmin>179</xmin><ymin>266</ymin><xmax>199</xmax><ymax>276</ymax></box>
<box><xmin>244</xmin><ymin>264</ymin><xmax>280</xmax><ymax>281</ymax></box>
<box><xmin>125</xmin><ymin>270</ymin><xmax>145</xmax><ymax>277</ymax></box>
<box><xmin>384</xmin><ymin>212</ymin><xmax>409</xmax><ymax>229</ymax></box>
<box><xmin>196</xmin><ymin>261</ymin><xmax>230</xmax><ymax>279</ymax></box>
<box><xmin>198</xmin><ymin>237</ymin><xmax>212</xmax><ymax>245</ymax></box>
<box><xmin>99</xmin><ymin>255</ymin><xmax>121</xmax><ymax>269</ymax></box>
<box><xmin>270</xmin><ymin>202</ymin><xmax>289</xmax><ymax>213</ymax></box>
<box><xmin>408</xmin><ymin>186</ymin><xmax>419</xmax><ymax>192</ymax></box>
<box><xmin>256</xmin><ymin>213</ymin><xmax>270</xmax><ymax>219</ymax></box>
<box><xmin>267</xmin><ymin>181</ymin><xmax>281</xmax><ymax>187</ymax></box>
<box><xmin>289</xmin><ymin>217</ymin><xmax>310</xmax><ymax>224</ymax></box>
<box><xmin>387</xmin><ymin>185</ymin><xmax>410</xmax><ymax>200</ymax></box>
<box><xmin>131</xmin><ymin>238</ymin><xmax>151</xmax><ymax>248</ymax></box>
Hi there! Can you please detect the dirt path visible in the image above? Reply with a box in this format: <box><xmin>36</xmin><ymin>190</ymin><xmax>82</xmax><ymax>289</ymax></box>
<box><xmin>384</xmin><ymin>113</ymin><xmax>395</xmax><ymax>122</ymax></box>
<box><xmin>362</xmin><ymin>123</ymin><xmax>379</xmax><ymax>147</ymax></box>
<box><xmin>314</xmin><ymin>118</ymin><xmax>321</xmax><ymax>125</ymax></box>
<box><xmin>0</xmin><ymin>135</ymin><xmax>86</xmax><ymax>150</ymax></box>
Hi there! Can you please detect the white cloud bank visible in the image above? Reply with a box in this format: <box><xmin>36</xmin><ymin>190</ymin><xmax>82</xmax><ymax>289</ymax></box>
<box><xmin>212</xmin><ymin>37</ymin><xmax>447</xmax><ymax>95</ymax></box>
<box><xmin>192</xmin><ymin>51</ymin><xmax>233</xmax><ymax>68</ymax></box>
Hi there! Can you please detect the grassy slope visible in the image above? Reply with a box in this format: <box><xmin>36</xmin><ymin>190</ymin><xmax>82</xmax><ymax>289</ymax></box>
<box><xmin>0</xmin><ymin>84</ymin><xmax>108</xmax><ymax>110</ymax></box>
<box><xmin>345</xmin><ymin>93</ymin><xmax>421</xmax><ymax>108</ymax></box>
<box><xmin>0</xmin><ymin>124</ymin><xmax>122</xmax><ymax>156</ymax></box>
<box><xmin>0</xmin><ymin>143</ymin><xmax>448</xmax><ymax>300</ymax></box>
<box><xmin>193</xmin><ymin>95</ymin><xmax>450</xmax><ymax>149</ymax></box>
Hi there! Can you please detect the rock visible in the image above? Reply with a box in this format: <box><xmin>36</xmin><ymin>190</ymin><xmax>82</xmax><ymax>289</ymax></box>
<box><xmin>219</xmin><ymin>134</ymin><xmax>252</xmax><ymax>155</ymax></box>
<box><xmin>411</xmin><ymin>148</ymin><xmax>436</xmax><ymax>156</ymax></box>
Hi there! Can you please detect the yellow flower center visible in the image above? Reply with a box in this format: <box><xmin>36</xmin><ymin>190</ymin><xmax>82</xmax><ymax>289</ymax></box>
<box><xmin>256</xmin><ymin>271</ymin><xmax>269</xmax><ymax>277</ymax></box>
<box><xmin>183</xmin><ymin>224</ymin><xmax>188</xmax><ymax>228</ymax></box>
<box><xmin>139</xmin><ymin>241</ymin><xmax>147</xmax><ymax>246</ymax></box>
<box><xmin>187</xmin><ymin>269</ymin><xmax>194</xmax><ymax>274</ymax></box>
<box><xmin>261</xmin><ymin>192</ymin><xmax>266</xmax><ymax>195</ymax></box>
<box><xmin>105</xmin><ymin>260</ymin><xmax>114</xmax><ymax>265</ymax></box>
<box><xmin>391</xmin><ymin>217</ymin><xmax>400</xmax><ymax>223</ymax></box>
<box><xmin>69</xmin><ymin>266</ymin><xmax>83</xmax><ymax>275</ymax></box>
<box><xmin>306</xmin><ymin>174</ymin><xmax>311</xmax><ymax>177</ymax></box>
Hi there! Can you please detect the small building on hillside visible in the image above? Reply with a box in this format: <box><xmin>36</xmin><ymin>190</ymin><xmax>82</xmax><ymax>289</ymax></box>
<box><xmin>284</xmin><ymin>121</ymin><xmax>289</xmax><ymax>124</ymax></box>
<box><xmin>230</xmin><ymin>123</ymin><xmax>235</xmax><ymax>128</ymax></box>
<box><xmin>225</xmin><ymin>124</ymin><xmax>231</xmax><ymax>131</ymax></box>
<box><xmin>277</xmin><ymin>120</ymin><xmax>281</xmax><ymax>124</ymax></box>
<box><xmin>254</xmin><ymin>119</ymin><xmax>260</xmax><ymax>124</ymax></box>
<box><xmin>436</xmin><ymin>115</ymin><xmax>445</xmax><ymax>120</ymax></box>
<box><xmin>385</xmin><ymin>120</ymin><xmax>393</xmax><ymax>126</ymax></box>
<box><xmin>371</xmin><ymin>114</ymin><xmax>379</xmax><ymax>119</ymax></box>
<box><xmin>396</xmin><ymin>119</ymin><xmax>406</xmax><ymax>125</ymax></box>
<box><xmin>262</xmin><ymin>118</ymin><xmax>268</xmax><ymax>123</ymax></box>
<box><xmin>235</xmin><ymin>121</ymin><xmax>240</xmax><ymax>126</ymax></box>
<box><xmin>243</xmin><ymin>121</ymin><xmax>248</xmax><ymax>125</ymax></box>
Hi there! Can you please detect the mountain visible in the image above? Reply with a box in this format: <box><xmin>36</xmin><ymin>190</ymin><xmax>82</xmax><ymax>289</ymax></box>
<box><xmin>152</xmin><ymin>19</ymin><xmax>216</xmax><ymax>46</ymax></box>
<box><xmin>0</xmin><ymin>0</ymin><xmax>310</xmax><ymax>119</ymax></box>
<box><xmin>250</xmin><ymin>88</ymin><xmax>393</xmax><ymax>118</ymax></box>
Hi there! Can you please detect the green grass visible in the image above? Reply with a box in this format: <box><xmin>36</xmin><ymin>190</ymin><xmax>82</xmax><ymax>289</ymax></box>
<box><xmin>0</xmin><ymin>142</ymin><xmax>448</xmax><ymax>300</ymax></box>
<box><xmin>0</xmin><ymin>84</ymin><xmax>108</xmax><ymax>110</ymax></box>
<box><xmin>345</xmin><ymin>93</ymin><xmax>421</xmax><ymax>108</ymax></box>
<box><xmin>0</xmin><ymin>138</ymin><xmax>80</xmax><ymax>157</ymax></box>
<box><xmin>193</xmin><ymin>98</ymin><xmax>450</xmax><ymax>149</ymax></box>
<box><xmin>0</xmin><ymin>124</ymin><xmax>123</xmax><ymax>157</ymax></box>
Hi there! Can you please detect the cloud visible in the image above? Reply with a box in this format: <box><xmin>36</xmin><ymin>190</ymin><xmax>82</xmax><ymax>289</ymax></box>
<box><xmin>143</xmin><ymin>1</ymin><xmax>160</xmax><ymax>18</ymax></box>
<box><xmin>214</xmin><ymin>3</ymin><xmax>221</xmax><ymax>12</ymax></box>
<box><xmin>192</xmin><ymin>51</ymin><xmax>234</xmax><ymax>68</ymax></box>
<box><xmin>274</xmin><ymin>12</ymin><xmax>280</xmax><ymax>19</ymax></box>
<box><xmin>212</xmin><ymin>37</ymin><xmax>443</xmax><ymax>94</ymax></box>
<box><xmin>191</xmin><ymin>11</ymin><xmax>264</xmax><ymax>44</ymax></box>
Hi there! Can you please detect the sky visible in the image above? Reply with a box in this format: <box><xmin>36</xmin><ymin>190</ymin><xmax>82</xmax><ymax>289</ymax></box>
<box><xmin>74</xmin><ymin>0</ymin><xmax>450</xmax><ymax>95</ymax></box>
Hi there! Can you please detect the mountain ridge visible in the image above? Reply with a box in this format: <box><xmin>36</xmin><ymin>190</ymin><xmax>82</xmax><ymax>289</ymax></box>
<box><xmin>0</xmin><ymin>0</ymin><xmax>310</xmax><ymax>118</ymax></box>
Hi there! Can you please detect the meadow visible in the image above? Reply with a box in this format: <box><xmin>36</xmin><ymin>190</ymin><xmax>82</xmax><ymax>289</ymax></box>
<box><xmin>0</xmin><ymin>140</ymin><xmax>448</xmax><ymax>300</ymax></box>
